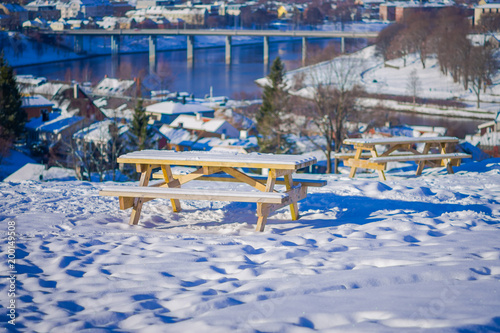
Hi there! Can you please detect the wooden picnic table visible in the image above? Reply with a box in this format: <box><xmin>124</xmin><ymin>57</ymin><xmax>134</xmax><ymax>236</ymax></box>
<box><xmin>341</xmin><ymin>136</ymin><xmax>471</xmax><ymax>180</ymax></box>
<box><xmin>99</xmin><ymin>150</ymin><xmax>325</xmax><ymax>231</ymax></box>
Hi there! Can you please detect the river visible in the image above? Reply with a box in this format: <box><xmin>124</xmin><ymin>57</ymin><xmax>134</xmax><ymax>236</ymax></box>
<box><xmin>14</xmin><ymin>37</ymin><xmax>350</xmax><ymax>98</ymax></box>
<box><xmin>13</xmin><ymin>35</ymin><xmax>484</xmax><ymax>138</ymax></box>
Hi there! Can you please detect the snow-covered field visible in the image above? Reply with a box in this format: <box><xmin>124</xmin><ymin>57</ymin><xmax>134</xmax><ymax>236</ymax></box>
<box><xmin>280</xmin><ymin>46</ymin><xmax>500</xmax><ymax>116</ymax></box>
<box><xmin>1</xmin><ymin>159</ymin><xmax>500</xmax><ymax>332</ymax></box>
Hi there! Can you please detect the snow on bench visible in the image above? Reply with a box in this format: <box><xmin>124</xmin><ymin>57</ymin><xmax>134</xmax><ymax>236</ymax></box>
<box><xmin>369</xmin><ymin>153</ymin><xmax>471</xmax><ymax>163</ymax></box>
<box><xmin>117</xmin><ymin>150</ymin><xmax>316</xmax><ymax>170</ymax></box>
<box><xmin>99</xmin><ymin>186</ymin><xmax>289</xmax><ymax>204</ymax></box>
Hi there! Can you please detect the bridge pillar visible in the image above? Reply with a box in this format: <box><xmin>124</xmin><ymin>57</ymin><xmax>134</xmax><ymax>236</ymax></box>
<box><xmin>341</xmin><ymin>37</ymin><xmax>345</xmax><ymax>54</ymax></box>
<box><xmin>263</xmin><ymin>36</ymin><xmax>269</xmax><ymax>65</ymax></box>
<box><xmin>187</xmin><ymin>35</ymin><xmax>194</xmax><ymax>66</ymax></box>
<box><xmin>225</xmin><ymin>35</ymin><xmax>232</xmax><ymax>65</ymax></box>
<box><xmin>74</xmin><ymin>35</ymin><xmax>83</xmax><ymax>54</ymax></box>
<box><xmin>302</xmin><ymin>37</ymin><xmax>307</xmax><ymax>66</ymax></box>
<box><xmin>111</xmin><ymin>35</ymin><xmax>120</xmax><ymax>56</ymax></box>
<box><xmin>149</xmin><ymin>35</ymin><xmax>157</xmax><ymax>73</ymax></box>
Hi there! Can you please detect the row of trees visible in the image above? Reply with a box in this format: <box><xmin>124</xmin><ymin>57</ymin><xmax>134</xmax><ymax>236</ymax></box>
<box><xmin>376</xmin><ymin>8</ymin><xmax>498</xmax><ymax>107</ymax></box>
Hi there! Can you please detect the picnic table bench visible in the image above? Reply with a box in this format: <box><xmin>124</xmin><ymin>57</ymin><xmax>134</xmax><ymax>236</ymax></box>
<box><xmin>340</xmin><ymin>136</ymin><xmax>471</xmax><ymax>180</ymax></box>
<box><xmin>99</xmin><ymin>150</ymin><xmax>325</xmax><ymax>231</ymax></box>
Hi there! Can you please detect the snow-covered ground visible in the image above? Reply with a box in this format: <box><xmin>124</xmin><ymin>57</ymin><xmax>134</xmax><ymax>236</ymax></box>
<box><xmin>1</xmin><ymin>158</ymin><xmax>500</xmax><ymax>332</ymax></box>
<box><xmin>276</xmin><ymin>46</ymin><xmax>500</xmax><ymax>116</ymax></box>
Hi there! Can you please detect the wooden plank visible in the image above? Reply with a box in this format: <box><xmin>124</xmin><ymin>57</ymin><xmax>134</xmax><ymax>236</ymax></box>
<box><xmin>345</xmin><ymin>158</ymin><xmax>386</xmax><ymax>171</ymax></box>
<box><xmin>152</xmin><ymin>172</ymin><xmax>327</xmax><ymax>187</ymax></box>
<box><xmin>119</xmin><ymin>197</ymin><xmax>134</xmax><ymax>210</ymax></box>
<box><xmin>129</xmin><ymin>165</ymin><xmax>152</xmax><ymax>225</ymax></box>
<box><xmin>269</xmin><ymin>168</ymin><xmax>294</xmax><ymax>178</ymax></box>
<box><xmin>369</xmin><ymin>144</ymin><xmax>386</xmax><ymax>181</ymax></box>
<box><xmin>348</xmin><ymin>147</ymin><xmax>365</xmax><ymax>178</ymax></box>
<box><xmin>175</xmin><ymin>167</ymin><xmax>218</xmax><ymax>185</ymax></box>
<box><xmin>257</xmin><ymin>185</ymin><xmax>308</xmax><ymax>217</ymax></box>
<box><xmin>344</xmin><ymin>136</ymin><xmax>459</xmax><ymax>146</ymax></box>
<box><xmin>100</xmin><ymin>186</ymin><xmax>289</xmax><ymax>204</ymax></box>
<box><xmin>369</xmin><ymin>153</ymin><xmax>471</xmax><ymax>163</ymax></box>
<box><xmin>117</xmin><ymin>150</ymin><xmax>317</xmax><ymax>170</ymax></box>
<box><xmin>219</xmin><ymin>167</ymin><xmax>268</xmax><ymax>192</ymax></box>
<box><xmin>416</xmin><ymin>142</ymin><xmax>432</xmax><ymax>176</ymax></box>
<box><xmin>161</xmin><ymin>165</ymin><xmax>182</xmax><ymax>213</ymax></box>
<box><xmin>284</xmin><ymin>174</ymin><xmax>299</xmax><ymax>220</ymax></box>
<box><xmin>256</xmin><ymin>171</ymin><xmax>278</xmax><ymax>232</ymax></box>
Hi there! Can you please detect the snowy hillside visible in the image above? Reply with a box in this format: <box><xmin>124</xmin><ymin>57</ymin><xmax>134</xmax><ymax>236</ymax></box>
<box><xmin>275</xmin><ymin>46</ymin><xmax>500</xmax><ymax>116</ymax></box>
<box><xmin>1</xmin><ymin>159</ymin><xmax>500</xmax><ymax>331</ymax></box>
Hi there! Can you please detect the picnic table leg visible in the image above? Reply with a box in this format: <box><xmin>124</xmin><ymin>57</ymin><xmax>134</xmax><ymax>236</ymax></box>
<box><xmin>348</xmin><ymin>147</ymin><xmax>363</xmax><ymax>178</ymax></box>
<box><xmin>284</xmin><ymin>174</ymin><xmax>299</xmax><ymax>220</ymax></box>
<box><xmin>416</xmin><ymin>143</ymin><xmax>431</xmax><ymax>176</ymax></box>
<box><xmin>161</xmin><ymin>165</ymin><xmax>182</xmax><ymax>212</ymax></box>
<box><xmin>370</xmin><ymin>148</ymin><xmax>386</xmax><ymax>181</ymax></box>
<box><xmin>440</xmin><ymin>143</ymin><xmax>454</xmax><ymax>174</ymax></box>
<box><xmin>256</xmin><ymin>172</ymin><xmax>277</xmax><ymax>232</ymax></box>
<box><xmin>129</xmin><ymin>164</ymin><xmax>152</xmax><ymax>225</ymax></box>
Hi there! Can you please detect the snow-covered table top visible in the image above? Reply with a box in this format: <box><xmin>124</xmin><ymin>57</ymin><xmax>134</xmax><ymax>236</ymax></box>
<box><xmin>117</xmin><ymin>150</ymin><xmax>317</xmax><ymax>170</ymax></box>
<box><xmin>344</xmin><ymin>136</ymin><xmax>459</xmax><ymax>146</ymax></box>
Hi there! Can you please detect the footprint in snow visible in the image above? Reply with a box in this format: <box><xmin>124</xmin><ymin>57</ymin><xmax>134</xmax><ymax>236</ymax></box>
<box><xmin>470</xmin><ymin>267</ymin><xmax>491</xmax><ymax>276</ymax></box>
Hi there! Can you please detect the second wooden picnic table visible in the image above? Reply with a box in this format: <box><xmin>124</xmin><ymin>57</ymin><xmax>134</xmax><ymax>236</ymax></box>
<box><xmin>341</xmin><ymin>136</ymin><xmax>471</xmax><ymax>180</ymax></box>
<box><xmin>100</xmin><ymin>150</ymin><xmax>325</xmax><ymax>231</ymax></box>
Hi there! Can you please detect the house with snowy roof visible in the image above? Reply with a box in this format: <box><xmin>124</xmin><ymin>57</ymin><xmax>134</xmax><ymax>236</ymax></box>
<box><xmin>126</xmin><ymin>6</ymin><xmax>207</xmax><ymax>26</ymax></box>
<box><xmin>25</xmin><ymin>1</ymin><xmax>61</xmax><ymax>21</ymax></box>
<box><xmin>17</xmin><ymin>76</ymin><xmax>104</xmax><ymax>123</ymax></box>
<box><xmin>25</xmin><ymin>112</ymin><xmax>85</xmax><ymax>167</ymax></box>
<box><xmin>58</xmin><ymin>0</ymin><xmax>112</xmax><ymax>19</ymax></box>
<box><xmin>169</xmin><ymin>114</ymin><xmax>240</xmax><ymax>139</ymax></box>
<box><xmin>191</xmin><ymin>136</ymin><xmax>259</xmax><ymax>153</ymax></box>
<box><xmin>466</xmin><ymin>112</ymin><xmax>500</xmax><ymax>157</ymax></box>
<box><xmin>21</xmin><ymin>95</ymin><xmax>54</xmax><ymax>121</ymax></box>
<box><xmin>22</xmin><ymin>17</ymin><xmax>49</xmax><ymax>29</ymax></box>
<box><xmin>93</xmin><ymin>77</ymin><xmax>137</xmax><ymax>98</ymax></box>
<box><xmin>73</xmin><ymin>119</ymin><xmax>169</xmax><ymax>179</ymax></box>
<box><xmin>159</xmin><ymin>126</ymin><xmax>197</xmax><ymax>151</ymax></box>
<box><xmin>159</xmin><ymin>125</ymin><xmax>257</xmax><ymax>152</ymax></box>
<box><xmin>145</xmin><ymin>101</ymin><xmax>215</xmax><ymax>125</ymax></box>
<box><xmin>73</xmin><ymin>119</ymin><xmax>168</xmax><ymax>153</ymax></box>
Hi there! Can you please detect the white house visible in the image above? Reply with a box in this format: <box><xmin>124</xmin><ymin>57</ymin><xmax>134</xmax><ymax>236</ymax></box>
<box><xmin>58</xmin><ymin>0</ymin><xmax>112</xmax><ymax>19</ymax></box>
<box><xmin>126</xmin><ymin>6</ymin><xmax>207</xmax><ymax>25</ymax></box>
<box><xmin>145</xmin><ymin>101</ymin><xmax>215</xmax><ymax>124</ymax></box>
<box><xmin>169</xmin><ymin>114</ymin><xmax>240</xmax><ymax>139</ymax></box>
<box><xmin>92</xmin><ymin>78</ymin><xmax>136</xmax><ymax>97</ymax></box>
<box><xmin>466</xmin><ymin>112</ymin><xmax>500</xmax><ymax>157</ymax></box>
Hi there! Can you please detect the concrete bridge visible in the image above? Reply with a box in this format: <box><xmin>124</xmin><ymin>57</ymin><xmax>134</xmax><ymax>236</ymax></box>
<box><xmin>40</xmin><ymin>29</ymin><xmax>379</xmax><ymax>71</ymax></box>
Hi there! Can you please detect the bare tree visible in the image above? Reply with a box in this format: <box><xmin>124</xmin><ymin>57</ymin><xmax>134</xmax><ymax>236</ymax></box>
<box><xmin>406</xmin><ymin>68</ymin><xmax>421</xmax><ymax>104</ymax></box>
<box><xmin>388</xmin><ymin>32</ymin><xmax>413</xmax><ymax>67</ymax></box>
<box><xmin>469</xmin><ymin>46</ymin><xmax>497</xmax><ymax>108</ymax></box>
<box><xmin>71</xmin><ymin>120</ymin><xmax>129</xmax><ymax>182</ymax></box>
<box><xmin>375</xmin><ymin>23</ymin><xmax>405</xmax><ymax>62</ymax></box>
<box><xmin>404</xmin><ymin>13</ymin><xmax>434</xmax><ymax>69</ymax></box>
<box><xmin>293</xmin><ymin>56</ymin><xmax>364</xmax><ymax>173</ymax></box>
<box><xmin>478</xmin><ymin>13</ymin><xmax>500</xmax><ymax>33</ymax></box>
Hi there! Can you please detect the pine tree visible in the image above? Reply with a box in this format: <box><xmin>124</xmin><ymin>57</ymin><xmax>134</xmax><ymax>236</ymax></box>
<box><xmin>0</xmin><ymin>53</ymin><xmax>25</xmax><ymax>143</ymax></box>
<box><xmin>130</xmin><ymin>99</ymin><xmax>151</xmax><ymax>150</ymax></box>
<box><xmin>256</xmin><ymin>57</ymin><xmax>291</xmax><ymax>154</ymax></box>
